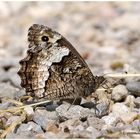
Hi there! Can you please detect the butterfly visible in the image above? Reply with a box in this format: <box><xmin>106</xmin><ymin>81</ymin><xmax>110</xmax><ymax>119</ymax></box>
<box><xmin>18</xmin><ymin>24</ymin><xmax>105</xmax><ymax>101</ymax></box>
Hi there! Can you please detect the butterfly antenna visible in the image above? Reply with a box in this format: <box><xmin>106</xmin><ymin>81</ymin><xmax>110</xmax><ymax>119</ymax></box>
<box><xmin>95</xmin><ymin>74</ymin><xmax>114</xmax><ymax>93</ymax></box>
<box><xmin>100</xmin><ymin>72</ymin><xmax>126</xmax><ymax>92</ymax></box>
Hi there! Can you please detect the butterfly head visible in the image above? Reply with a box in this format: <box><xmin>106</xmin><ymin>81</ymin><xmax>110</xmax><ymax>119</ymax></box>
<box><xmin>28</xmin><ymin>24</ymin><xmax>61</xmax><ymax>49</ymax></box>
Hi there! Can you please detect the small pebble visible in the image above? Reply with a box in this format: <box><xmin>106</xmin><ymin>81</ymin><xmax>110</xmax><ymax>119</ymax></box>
<box><xmin>86</xmin><ymin>126</ymin><xmax>101</xmax><ymax>139</ymax></box>
<box><xmin>87</xmin><ymin>116</ymin><xmax>105</xmax><ymax>130</ymax></box>
<box><xmin>112</xmin><ymin>103</ymin><xmax>130</xmax><ymax>117</ymax></box>
<box><xmin>59</xmin><ymin>118</ymin><xmax>81</xmax><ymax>132</ymax></box>
<box><xmin>17</xmin><ymin>121</ymin><xmax>43</xmax><ymax>133</ymax></box>
<box><xmin>95</xmin><ymin>100</ymin><xmax>110</xmax><ymax>117</ymax></box>
<box><xmin>102</xmin><ymin>113</ymin><xmax>120</xmax><ymax>126</ymax></box>
<box><xmin>6</xmin><ymin>122</ymin><xmax>44</xmax><ymax>138</ymax></box>
<box><xmin>33</xmin><ymin>109</ymin><xmax>58</xmax><ymax>130</ymax></box>
<box><xmin>110</xmin><ymin>61</ymin><xmax>124</xmax><ymax>70</ymax></box>
<box><xmin>24</xmin><ymin>106</ymin><xmax>34</xmax><ymax>121</ymax></box>
<box><xmin>131</xmin><ymin>119</ymin><xmax>140</xmax><ymax>132</ymax></box>
<box><xmin>111</xmin><ymin>103</ymin><xmax>138</xmax><ymax>124</ymax></box>
<box><xmin>120</xmin><ymin>112</ymin><xmax>138</xmax><ymax>124</ymax></box>
<box><xmin>72</xmin><ymin>130</ymin><xmax>92</xmax><ymax>138</ymax></box>
<box><xmin>124</xmin><ymin>95</ymin><xmax>135</xmax><ymax>109</ymax></box>
<box><xmin>35</xmin><ymin>132</ymin><xmax>59</xmax><ymax>139</ymax></box>
<box><xmin>134</xmin><ymin>97</ymin><xmax>140</xmax><ymax>107</ymax></box>
<box><xmin>5</xmin><ymin>116</ymin><xmax>20</xmax><ymax>127</ymax></box>
<box><xmin>56</xmin><ymin>104</ymin><xmax>95</xmax><ymax>119</ymax></box>
<box><xmin>126</xmin><ymin>82</ymin><xmax>140</xmax><ymax>96</ymax></box>
<box><xmin>0</xmin><ymin>101</ymin><xmax>11</xmax><ymax>109</ymax></box>
<box><xmin>45</xmin><ymin>122</ymin><xmax>59</xmax><ymax>133</ymax></box>
<box><xmin>0</xmin><ymin>82</ymin><xmax>19</xmax><ymax>99</ymax></box>
<box><xmin>112</xmin><ymin>84</ymin><xmax>128</xmax><ymax>101</ymax></box>
<box><xmin>0</xmin><ymin>57</ymin><xmax>19</xmax><ymax>68</ymax></box>
<box><xmin>6</xmin><ymin>131</ymin><xmax>33</xmax><ymax>139</ymax></box>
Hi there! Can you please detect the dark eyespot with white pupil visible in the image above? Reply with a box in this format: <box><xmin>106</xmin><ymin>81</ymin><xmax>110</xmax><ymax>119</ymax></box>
<box><xmin>41</xmin><ymin>36</ymin><xmax>49</xmax><ymax>42</ymax></box>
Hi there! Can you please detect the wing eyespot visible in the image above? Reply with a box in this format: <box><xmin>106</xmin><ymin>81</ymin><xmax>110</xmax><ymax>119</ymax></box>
<box><xmin>41</xmin><ymin>36</ymin><xmax>49</xmax><ymax>42</ymax></box>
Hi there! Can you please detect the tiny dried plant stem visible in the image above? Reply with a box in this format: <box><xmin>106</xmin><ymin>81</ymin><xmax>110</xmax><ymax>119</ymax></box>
<box><xmin>97</xmin><ymin>88</ymin><xmax>114</xmax><ymax>92</ymax></box>
<box><xmin>0</xmin><ymin>111</ymin><xmax>26</xmax><ymax>138</ymax></box>
<box><xmin>0</xmin><ymin>100</ymin><xmax>51</xmax><ymax>113</ymax></box>
<box><xmin>18</xmin><ymin>95</ymin><xmax>33</xmax><ymax>102</ymax></box>
<box><xmin>97</xmin><ymin>73</ymin><xmax>140</xmax><ymax>92</ymax></box>
<box><xmin>3</xmin><ymin>98</ymin><xmax>23</xmax><ymax>106</ymax></box>
<box><xmin>104</xmin><ymin>73</ymin><xmax>140</xmax><ymax>78</ymax></box>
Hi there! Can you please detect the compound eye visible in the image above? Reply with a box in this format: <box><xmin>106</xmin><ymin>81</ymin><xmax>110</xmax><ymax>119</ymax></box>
<box><xmin>41</xmin><ymin>36</ymin><xmax>49</xmax><ymax>42</ymax></box>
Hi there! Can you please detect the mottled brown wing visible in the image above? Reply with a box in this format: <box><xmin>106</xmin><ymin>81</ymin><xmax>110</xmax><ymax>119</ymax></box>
<box><xmin>18</xmin><ymin>24</ymin><xmax>105</xmax><ymax>101</ymax></box>
<box><xmin>42</xmin><ymin>37</ymin><xmax>105</xmax><ymax>100</ymax></box>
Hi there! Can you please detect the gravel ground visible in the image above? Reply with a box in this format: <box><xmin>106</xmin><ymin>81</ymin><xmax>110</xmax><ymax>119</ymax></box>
<box><xmin>0</xmin><ymin>1</ymin><xmax>140</xmax><ymax>139</ymax></box>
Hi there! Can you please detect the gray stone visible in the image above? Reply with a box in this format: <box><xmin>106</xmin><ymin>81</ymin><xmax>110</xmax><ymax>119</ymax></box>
<box><xmin>0</xmin><ymin>82</ymin><xmax>19</xmax><ymax>99</ymax></box>
<box><xmin>14</xmin><ymin>89</ymin><xmax>26</xmax><ymax>99</ymax></box>
<box><xmin>6</xmin><ymin>121</ymin><xmax>44</xmax><ymax>139</ymax></box>
<box><xmin>112</xmin><ymin>103</ymin><xmax>130</xmax><ymax>116</ymax></box>
<box><xmin>5</xmin><ymin>116</ymin><xmax>20</xmax><ymax>127</ymax></box>
<box><xmin>17</xmin><ymin>121</ymin><xmax>43</xmax><ymax>133</ymax></box>
<box><xmin>131</xmin><ymin>119</ymin><xmax>140</xmax><ymax>131</ymax></box>
<box><xmin>0</xmin><ymin>68</ymin><xmax>21</xmax><ymax>88</ymax></box>
<box><xmin>111</xmin><ymin>103</ymin><xmax>138</xmax><ymax>124</ymax></box>
<box><xmin>87</xmin><ymin>116</ymin><xmax>105</xmax><ymax>130</ymax></box>
<box><xmin>102</xmin><ymin>113</ymin><xmax>120</xmax><ymax>126</ymax></box>
<box><xmin>0</xmin><ymin>71</ymin><xmax>9</xmax><ymax>82</ymax></box>
<box><xmin>0</xmin><ymin>101</ymin><xmax>11</xmax><ymax>109</ymax></box>
<box><xmin>86</xmin><ymin>126</ymin><xmax>101</xmax><ymax>139</ymax></box>
<box><xmin>35</xmin><ymin>131</ymin><xmax>70</xmax><ymax>139</ymax></box>
<box><xmin>95</xmin><ymin>100</ymin><xmax>110</xmax><ymax>117</ymax></box>
<box><xmin>59</xmin><ymin>118</ymin><xmax>82</xmax><ymax>132</ymax></box>
<box><xmin>126</xmin><ymin>82</ymin><xmax>140</xmax><ymax>96</ymax></box>
<box><xmin>71</xmin><ymin>130</ymin><xmax>92</xmax><ymax>138</ymax></box>
<box><xmin>124</xmin><ymin>95</ymin><xmax>135</xmax><ymax>109</ymax></box>
<box><xmin>8</xmin><ymin>68</ymin><xmax>21</xmax><ymax>88</ymax></box>
<box><xmin>33</xmin><ymin>109</ymin><xmax>58</xmax><ymax>130</ymax></box>
<box><xmin>134</xmin><ymin>97</ymin><xmax>140</xmax><ymax>107</ymax></box>
<box><xmin>56</xmin><ymin>104</ymin><xmax>95</xmax><ymax>119</ymax></box>
<box><xmin>34</xmin><ymin>132</ymin><xmax>58</xmax><ymax>139</ymax></box>
<box><xmin>6</xmin><ymin>131</ymin><xmax>34</xmax><ymax>139</ymax></box>
<box><xmin>112</xmin><ymin>85</ymin><xmax>128</xmax><ymax>101</ymax></box>
<box><xmin>75</xmin><ymin>124</ymin><xmax>85</xmax><ymax>131</ymax></box>
<box><xmin>0</xmin><ymin>57</ymin><xmax>19</xmax><ymax>68</ymax></box>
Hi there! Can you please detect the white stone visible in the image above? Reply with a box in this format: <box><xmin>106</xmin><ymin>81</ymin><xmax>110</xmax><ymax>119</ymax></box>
<box><xmin>112</xmin><ymin>103</ymin><xmax>130</xmax><ymax>117</ymax></box>
<box><xmin>102</xmin><ymin>113</ymin><xmax>119</xmax><ymax>126</ymax></box>
<box><xmin>112</xmin><ymin>85</ymin><xmax>128</xmax><ymax>101</ymax></box>
<box><xmin>24</xmin><ymin>106</ymin><xmax>34</xmax><ymax>121</ymax></box>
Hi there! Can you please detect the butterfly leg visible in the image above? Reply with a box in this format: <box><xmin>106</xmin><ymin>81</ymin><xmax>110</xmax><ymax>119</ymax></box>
<box><xmin>66</xmin><ymin>97</ymin><xmax>79</xmax><ymax>111</ymax></box>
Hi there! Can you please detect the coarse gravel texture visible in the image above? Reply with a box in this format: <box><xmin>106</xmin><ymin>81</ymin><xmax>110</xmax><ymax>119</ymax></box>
<box><xmin>0</xmin><ymin>1</ymin><xmax>140</xmax><ymax>139</ymax></box>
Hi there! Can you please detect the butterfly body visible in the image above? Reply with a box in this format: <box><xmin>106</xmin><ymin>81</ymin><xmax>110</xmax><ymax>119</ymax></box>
<box><xmin>18</xmin><ymin>24</ymin><xmax>105</xmax><ymax>101</ymax></box>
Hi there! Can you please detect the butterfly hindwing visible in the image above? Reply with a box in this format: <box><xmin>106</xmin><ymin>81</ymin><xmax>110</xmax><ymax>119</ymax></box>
<box><xmin>18</xmin><ymin>24</ymin><xmax>105</xmax><ymax>101</ymax></box>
